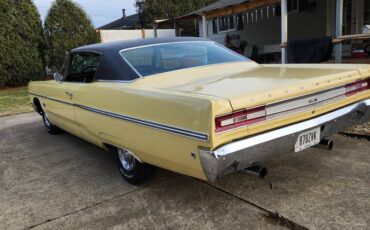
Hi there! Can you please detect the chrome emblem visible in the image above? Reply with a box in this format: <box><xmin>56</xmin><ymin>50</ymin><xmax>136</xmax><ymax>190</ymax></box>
<box><xmin>308</xmin><ymin>98</ymin><xmax>318</xmax><ymax>104</ymax></box>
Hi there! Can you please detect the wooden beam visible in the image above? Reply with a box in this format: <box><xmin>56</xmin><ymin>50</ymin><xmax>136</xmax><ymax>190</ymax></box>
<box><xmin>205</xmin><ymin>0</ymin><xmax>280</xmax><ymax>20</ymax></box>
<box><xmin>332</xmin><ymin>34</ymin><xmax>370</xmax><ymax>43</ymax></box>
<box><xmin>281</xmin><ymin>34</ymin><xmax>370</xmax><ymax>47</ymax></box>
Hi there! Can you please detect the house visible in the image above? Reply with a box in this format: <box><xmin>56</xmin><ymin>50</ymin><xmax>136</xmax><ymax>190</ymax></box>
<box><xmin>97</xmin><ymin>9</ymin><xmax>141</xmax><ymax>30</ymax></box>
<box><xmin>174</xmin><ymin>0</ymin><xmax>370</xmax><ymax>63</ymax></box>
<box><xmin>97</xmin><ymin>9</ymin><xmax>176</xmax><ymax>43</ymax></box>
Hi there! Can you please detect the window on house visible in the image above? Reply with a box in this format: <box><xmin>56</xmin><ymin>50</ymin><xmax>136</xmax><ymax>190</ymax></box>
<box><xmin>343</xmin><ymin>0</ymin><xmax>352</xmax><ymax>36</ymax></box>
<box><xmin>237</xmin><ymin>14</ymin><xmax>244</xmax><ymax>30</ymax></box>
<box><xmin>288</xmin><ymin>0</ymin><xmax>299</xmax><ymax>12</ymax></box>
<box><xmin>218</xmin><ymin>15</ymin><xmax>236</xmax><ymax>32</ymax></box>
<box><xmin>212</xmin><ymin>19</ymin><xmax>218</xmax><ymax>34</ymax></box>
<box><xmin>365</xmin><ymin>0</ymin><xmax>370</xmax><ymax>25</ymax></box>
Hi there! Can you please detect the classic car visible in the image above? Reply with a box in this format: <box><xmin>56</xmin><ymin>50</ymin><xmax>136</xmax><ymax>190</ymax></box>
<box><xmin>28</xmin><ymin>37</ymin><xmax>370</xmax><ymax>184</ymax></box>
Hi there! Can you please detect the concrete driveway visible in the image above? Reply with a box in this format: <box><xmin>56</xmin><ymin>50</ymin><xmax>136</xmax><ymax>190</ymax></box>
<box><xmin>1</xmin><ymin>113</ymin><xmax>370</xmax><ymax>230</ymax></box>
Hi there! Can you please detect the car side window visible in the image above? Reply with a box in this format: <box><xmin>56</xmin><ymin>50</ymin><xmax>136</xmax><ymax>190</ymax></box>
<box><xmin>64</xmin><ymin>52</ymin><xmax>101</xmax><ymax>83</ymax></box>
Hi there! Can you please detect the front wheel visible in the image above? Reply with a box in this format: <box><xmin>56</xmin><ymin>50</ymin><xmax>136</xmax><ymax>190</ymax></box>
<box><xmin>42</xmin><ymin>112</ymin><xmax>62</xmax><ymax>135</ymax></box>
<box><xmin>113</xmin><ymin>147</ymin><xmax>156</xmax><ymax>185</ymax></box>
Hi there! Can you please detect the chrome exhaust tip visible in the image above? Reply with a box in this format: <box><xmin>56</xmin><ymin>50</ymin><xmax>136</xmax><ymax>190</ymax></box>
<box><xmin>243</xmin><ymin>164</ymin><xmax>268</xmax><ymax>178</ymax></box>
<box><xmin>314</xmin><ymin>138</ymin><xmax>334</xmax><ymax>150</ymax></box>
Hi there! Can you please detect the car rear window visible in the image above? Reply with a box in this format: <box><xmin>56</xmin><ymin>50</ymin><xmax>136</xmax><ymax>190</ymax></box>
<box><xmin>120</xmin><ymin>41</ymin><xmax>249</xmax><ymax>77</ymax></box>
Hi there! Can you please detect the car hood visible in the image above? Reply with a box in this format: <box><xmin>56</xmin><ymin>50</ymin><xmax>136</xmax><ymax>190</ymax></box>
<box><xmin>137</xmin><ymin>62</ymin><xmax>370</xmax><ymax>110</ymax></box>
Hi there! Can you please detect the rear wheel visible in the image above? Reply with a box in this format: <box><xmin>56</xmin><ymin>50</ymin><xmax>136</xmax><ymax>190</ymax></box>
<box><xmin>42</xmin><ymin>112</ymin><xmax>62</xmax><ymax>135</ymax></box>
<box><xmin>113</xmin><ymin>147</ymin><xmax>156</xmax><ymax>185</ymax></box>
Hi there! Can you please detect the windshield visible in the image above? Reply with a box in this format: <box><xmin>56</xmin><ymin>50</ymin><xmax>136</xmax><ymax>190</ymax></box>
<box><xmin>120</xmin><ymin>41</ymin><xmax>249</xmax><ymax>77</ymax></box>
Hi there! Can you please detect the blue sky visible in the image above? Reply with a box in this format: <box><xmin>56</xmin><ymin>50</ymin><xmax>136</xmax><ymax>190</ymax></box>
<box><xmin>32</xmin><ymin>0</ymin><xmax>137</xmax><ymax>28</ymax></box>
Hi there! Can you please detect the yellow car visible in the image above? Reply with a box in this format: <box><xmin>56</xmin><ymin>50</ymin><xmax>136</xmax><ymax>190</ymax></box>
<box><xmin>28</xmin><ymin>37</ymin><xmax>370</xmax><ymax>184</ymax></box>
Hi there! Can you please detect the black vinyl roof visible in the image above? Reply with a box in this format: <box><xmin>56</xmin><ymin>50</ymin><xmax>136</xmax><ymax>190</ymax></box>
<box><xmin>71</xmin><ymin>37</ymin><xmax>208</xmax><ymax>81</ymax></box>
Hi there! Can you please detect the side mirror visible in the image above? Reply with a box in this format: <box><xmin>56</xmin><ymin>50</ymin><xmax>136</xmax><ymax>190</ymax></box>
<box><xmin>53</xmin><ymin>72</ymin><xmax>64</xmax><ymax>82</ymax></box>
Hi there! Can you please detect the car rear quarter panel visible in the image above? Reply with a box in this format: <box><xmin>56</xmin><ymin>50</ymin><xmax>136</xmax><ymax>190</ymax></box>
<box><xmin>72</xmin><ymin>82</ymin><xmax>231</xmax><ymax>180</ymax></box>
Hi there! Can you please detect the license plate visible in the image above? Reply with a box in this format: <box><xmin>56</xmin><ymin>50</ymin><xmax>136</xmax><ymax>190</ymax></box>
<box><xmin>294</xmin><ymin>127</ymin><xmax>320</xmax><ymax>152</ymax></box>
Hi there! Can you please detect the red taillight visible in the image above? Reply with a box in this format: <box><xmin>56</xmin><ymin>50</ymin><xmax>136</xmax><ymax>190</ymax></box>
<box><xmin>215</xmin><ymin>106</ymin><xmax>266</xmax><ymax>132</ymax></box>
<box><xmin>345</xmin><ymin>78</ymin><xmax>370</xmax><ymax>96</ymax></box>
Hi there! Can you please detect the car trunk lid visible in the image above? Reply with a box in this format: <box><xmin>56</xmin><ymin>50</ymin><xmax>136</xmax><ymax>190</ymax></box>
<box><xmin>142</xmin><ymin>62</ymin><xmax>369</xmax><ymax>111</ymax></box>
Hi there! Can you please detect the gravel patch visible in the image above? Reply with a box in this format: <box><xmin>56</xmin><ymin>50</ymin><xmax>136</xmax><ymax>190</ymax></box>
<box><xmin>345</xmin><ymin>122</ymin><xmax>370</xmax><ymax>136</ymax></box>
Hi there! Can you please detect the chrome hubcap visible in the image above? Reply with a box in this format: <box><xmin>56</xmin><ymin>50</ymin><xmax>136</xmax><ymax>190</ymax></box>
<box><xmin>118</xmin><ymin>148</ymin><xmax>135</xmax><ymax>171</ymax></box>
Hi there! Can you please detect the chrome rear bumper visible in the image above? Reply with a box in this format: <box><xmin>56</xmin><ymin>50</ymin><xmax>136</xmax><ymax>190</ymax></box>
<box><xmin>199</xmin><ymin>99</ymin><xmax>370</xmax><ymax>182</ymax></box>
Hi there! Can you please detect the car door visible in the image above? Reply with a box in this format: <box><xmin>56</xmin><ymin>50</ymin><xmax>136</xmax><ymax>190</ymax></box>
<box><xmin>60</xmin><ymin>52</ymin><xmax>102</xmax><ymax>138</ymax></box>
<box><xmin>45</xmin><ymin>80</ymin><xmax>80</xmax><ymax>136</ymax></box>
<box><xmin>44</xmin><ymin>54</ymin><xmax>82</xmax><ymax>136</ymax></box>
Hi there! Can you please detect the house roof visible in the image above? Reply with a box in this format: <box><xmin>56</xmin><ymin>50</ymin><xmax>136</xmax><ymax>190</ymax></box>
<box><xmin>172</xmin><ymin>0</ymin><xmax>249</xmax><ymax>20</ymax></box>
<box><xmin>194</xmin><ymin>0</ymin><xmax>249</xmax><ymax>14</ymax></box>
<box><xmin>170</xmin><ymin>0</ymin><xmax>279</xmax><ymax>21</ymax></box>
<box><xmin>97</xmin><ymin>13</ymin><xmax>140</xmax><ymax>30</ymax></box>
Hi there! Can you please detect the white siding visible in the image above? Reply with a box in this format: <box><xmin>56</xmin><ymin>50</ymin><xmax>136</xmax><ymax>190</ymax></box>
<box><xmin>99</xmin><ymin>29</ymin><xmax>176</xmax><ymax>43</ymax></box>
<box><xmin>204</xmin><ymin>0</ymin><xmax>328</xmax><ymax>53</ymax></box>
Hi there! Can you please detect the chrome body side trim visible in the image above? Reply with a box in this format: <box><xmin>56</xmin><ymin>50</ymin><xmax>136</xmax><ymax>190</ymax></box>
<box><xmin>95</xmin><ymin>79</ymin><xmax>138</xmax><ymax>83</ymax></box>
<box><xmin>263</xmin><ymin>80</ymin><xmax>369</xmax><ymax>123</ymax></box>
<box><xmin>29</xmin><ymin>92</ymin><xmax>209</xmax><ymax>141</ymax></box>
<box><xmin>78</xmin><ymin>105</ymin><xmax>209</xmax><ymax>141</ymax></box>
<box><xmin>29</xmin><ymin>92</ymin><xmax>74</xmax><ymax>106</ymax></box>
<box><xmin>265</xmin><ymin>85</ymin><xmax>347</xmax><ymax>115</ymax></box>
<box><xmin>199</xmin><ymin>99</ymin><xmax>370</xmax><ymax>182</ymax></box>
<box><xmin>266</xmin><ymin>95</ymin><xmax>347</xmax><ymax>121</ymax></box>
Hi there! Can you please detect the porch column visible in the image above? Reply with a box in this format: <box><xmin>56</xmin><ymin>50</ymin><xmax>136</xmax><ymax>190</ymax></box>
<box><xmin>153</xmin><ymin>23</ymin><xmax>158</xmax><ymax>38</ymax></box>
<box><xmin>281</xmin><ymin>0</ymin><xmax>288</xmax><ymax>64</ymax></box>
<box><xmin>335</xmin><ymin>0</ymin><xmax>343</xmax><ymax>63</ymax></box>
<box><xmin>202</xmin><ymin>14</ymin><xmax>207</xmax><ymax>38</ymax></box>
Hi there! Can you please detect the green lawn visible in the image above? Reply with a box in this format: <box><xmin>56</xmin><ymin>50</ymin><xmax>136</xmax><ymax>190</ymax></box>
<box><xmin>0</xmin><ymin>87</ymin><xmax>33</xmax><ymax>117</ymax></box>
